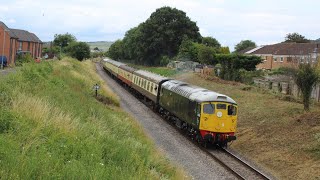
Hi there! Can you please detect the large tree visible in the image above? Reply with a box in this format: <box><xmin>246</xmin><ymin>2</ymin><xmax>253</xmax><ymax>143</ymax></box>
<box><xmin>285</xmin><ymin>32</ymin><xmax>310</xmax><ymax>43</ymax></box>
<box><xmin>197</xmin><ymin>44</ymin><xmax>216</xmax><ymax>64</ymax></box>
<box><xmin>119</xmin><ymin>6</ymin><xmax>201</xmax><ymax>65</ymax></box>
<box><xmin>177</xmin><ymin>37</ymin><xmax>198</xmax><ymax>61</ymax></box>
<box><xmin>234</xmin><ymin>40</ymin><xmax>256</xmax><ymax>53</ymax></box>
<box><xmin>122</xmin><ymin>26</ymin><xmax>145</xmax><ymax>63</ymax></box>
<box><xmin>53</xmin><ymin>33</ymin><xmax>77</xmax><ymax>48</ymax></box>
<box><xmin>202</xmin><ymin>37</ymin><xmax>221</xmax><ymax>49</ymax></box>
<box><xmin>108</xmin><ymin>40</ymin><xmax>124</xmax><ymax>60</ymax></box>
<box><xmin>67</xmin><ymin>42</ymin><xmax>90</xmax><ymax>61</ymax></box>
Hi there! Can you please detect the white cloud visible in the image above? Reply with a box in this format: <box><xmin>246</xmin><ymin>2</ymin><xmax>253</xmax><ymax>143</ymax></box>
<box><xmin>0</xmin><ymin>0</ymin><xmax>319</xmax><ymax>49</ymax></box>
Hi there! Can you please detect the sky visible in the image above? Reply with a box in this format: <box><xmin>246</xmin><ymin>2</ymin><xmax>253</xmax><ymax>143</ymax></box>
<box><xmin>0</xmin><ymin>0</ymin><xmax>319</xmax><ymax>50</ymax></box>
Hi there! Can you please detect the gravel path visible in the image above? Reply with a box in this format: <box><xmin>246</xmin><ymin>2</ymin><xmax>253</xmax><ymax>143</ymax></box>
<box><xmin>96</xmin><ymin>63</ymin><xmax>238</xmax><ymax>180</ymax></box>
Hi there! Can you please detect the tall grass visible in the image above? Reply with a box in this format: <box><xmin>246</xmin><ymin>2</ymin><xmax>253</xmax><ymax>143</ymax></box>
<box><xmin>0</xmin><ymin>58</ymin><xmax>183</xmax><ymax>179</ymax></box>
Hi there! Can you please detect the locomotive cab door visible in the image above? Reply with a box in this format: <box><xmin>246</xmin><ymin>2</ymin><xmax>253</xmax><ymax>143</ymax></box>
<box><xmin>199</xmin><ymin>103</ymin><xmax>215</xmax><ymax>130</ymax></box>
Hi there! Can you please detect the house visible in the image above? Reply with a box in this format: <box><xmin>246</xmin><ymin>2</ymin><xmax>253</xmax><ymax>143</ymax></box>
<box><xmin>245</xmin><ymin>43</ymin><xmax>320</xmax><ymax>70</ymax></box>
<box><xmin>0</xmin><ymin>21</ymin><xmax>43</xmax><ymax>65</ymax></box>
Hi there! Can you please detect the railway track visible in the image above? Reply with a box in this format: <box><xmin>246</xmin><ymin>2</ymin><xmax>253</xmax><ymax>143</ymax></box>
<box><xmin>100</xmin><ymin>63</ymin><xmax>272</xmax><ymax>179</ymax></box>
<box><xmin>206</xmin><ymin>147</ymin><xmax>271</xmax><ymax>180</ymax></box>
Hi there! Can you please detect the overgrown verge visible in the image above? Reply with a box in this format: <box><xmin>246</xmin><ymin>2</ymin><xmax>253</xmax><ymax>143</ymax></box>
<box><xmin>0</xmin><ymin>58</ymin><xmax>183</xmax><ymax>179</ymax></box>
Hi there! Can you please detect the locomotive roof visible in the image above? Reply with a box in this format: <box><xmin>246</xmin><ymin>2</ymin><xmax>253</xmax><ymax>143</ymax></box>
<box><xmin>162</xmin><ymin>80</ymin><xmax>237</xmax><ymax>104</ymax></box>
<box><xmin>119</xmin><ymin>65</ymin><xmax>137</xmax><ymax>72</ymax></box>
<box><xmin>133</xmin><ymin>70</ymin><xmax>170</xmax><ymax>83</ymax></box>
<box><xmin>103</xmin><ymin>58</ymin><xmax>125</xmax><ymax>67</ymax></box>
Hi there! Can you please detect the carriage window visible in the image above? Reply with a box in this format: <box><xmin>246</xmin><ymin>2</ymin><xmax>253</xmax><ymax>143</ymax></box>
<box><xmin>155</xmin><ymin>85</ymin><xmax>158</xmax><ymax>91</ymax></box>
<box><xmin>228</xmin><ymin>105</ymin><xmax>237</xmax><ymax>116</ymax></box>
<box><xmin>217</xmin><ymin>104</ymin><xmax>226</xmax><ymax>109</ymax></box>
<box><xmin>151</xmin><ymin>84</ymin><xmax>154</xmax><ymax>92</ymax></box>
<box><xmin>203</xmin><ymin>104</ymin><xmax>215</xmax><ymax>114</ymax></box>
<box><xmin>147</xmin><ymin>82</ymin><xmax>150</xmax><ymax>91</ymax></box>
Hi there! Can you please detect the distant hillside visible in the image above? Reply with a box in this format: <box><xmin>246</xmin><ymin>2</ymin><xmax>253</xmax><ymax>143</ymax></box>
<box><xmin>315</xmin><ymin>38</ymin><xmax>320</xmax><ymax>42</ymax></box>
<box><xmin>86</xmin><ymin>41</ymin><xmax>114</xmax><ymax>52</ymax></box>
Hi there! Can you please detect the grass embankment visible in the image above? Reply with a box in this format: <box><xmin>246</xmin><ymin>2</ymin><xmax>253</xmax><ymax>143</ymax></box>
<box><xmin>174</xmin><ymin>73</ymin><xmax>320</xmax><ymax>180</ymax></box>
<box><xmin>0</xmin><ymin>58</ymin><xmax>184</xmax><ymax>179</ymax></box>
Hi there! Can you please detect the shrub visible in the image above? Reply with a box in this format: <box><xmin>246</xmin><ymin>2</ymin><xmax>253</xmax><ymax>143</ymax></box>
<box><xmin>160</xmin><ymin>56</ymin><xmax>170</xmax><ymax>66</ymax></box>
<box><xmin>15</xmin><ymin>53</ymin><xmax>34</xmax><ymax>66</ymax></box>
<box><xmin>67</xmin><ymin>42</ymin><xmax>90</xmax><ymax>61</ymax></box>
<box><xmin>238</xmin><ymin>69</ymin><xmax>265</xmax><ymax>84</ymax></box>
<box><xmin>294</xmin><ymin>63</ymin><xmax>319</xmax><ymax>111</ymax></box>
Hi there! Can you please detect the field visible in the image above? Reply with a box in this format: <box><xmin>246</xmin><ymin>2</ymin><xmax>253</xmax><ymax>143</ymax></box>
<box><xmin>87</xmin><ymin>41</ymin><xmax>114</xmax><ymax>51</ymax></box>
<box><xmin>0</xmin><ymin>58</ymin><xmax>184</xmax><ymax>179</ymax></box>
<box><xmin>172</xmin><ymin>72</ymin><xmax>320</xmax><ymax>179</ymax></box>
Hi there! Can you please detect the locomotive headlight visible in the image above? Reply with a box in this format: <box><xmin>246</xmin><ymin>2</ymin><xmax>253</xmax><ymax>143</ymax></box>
<box><xmin>217</xmin><ymin>111</ymin><xmax>222</xmax><ymax>118</ymax></box>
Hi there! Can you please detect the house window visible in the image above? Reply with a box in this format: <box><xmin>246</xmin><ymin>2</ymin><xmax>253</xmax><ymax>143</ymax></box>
<box><xmin>18</xmin><ymin>42</ymin><xmax>22</xmax><ymax>51</ymax></box>
<box><xmin>280</xmin><ymin>57</ymin><xmax>284</xmax><ymax>62</ymax></box>
<box><xmin>27</xmin><ymin>42</ymin><xmax>30</xmax><ymax>51</ymax></box>
<box><xmin>300</xmin><ymin>57</ymin><xmax>305</xmax><ymax>63</ymax></box>
<box><xmin>273</xmin><ymin>57</ymin><xmax>277</xmax><ymax>62</ymax></box>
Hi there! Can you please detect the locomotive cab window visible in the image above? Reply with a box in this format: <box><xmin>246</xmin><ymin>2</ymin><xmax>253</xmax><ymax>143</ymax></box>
<box><xmin>228</xmin><ymin>105</ymin><xmax>237</xmax><ymax>116</ymax></box>
<box><xmin>196</xmin><ymin>103</ymin><xmax>201</xmax><ymax>117</ymax></box>
<box><xmin>203</xmin><ymin>103</ymin><xmax>215</xmax><ymax>114</ymax></box>
<box><xmin>217</xmin><ymin>104</ymin><xmax>226</xmax><ymax>109</ymax></box>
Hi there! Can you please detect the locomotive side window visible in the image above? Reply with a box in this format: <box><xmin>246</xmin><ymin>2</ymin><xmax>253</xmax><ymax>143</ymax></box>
<box><xmin>217</xmin><ymin>104</ymin><xmax>226</xmax><ymax>109</ymax></box>
<box><xmin>228</xmin><ymin>105</ymin><xmax>237</xmax><ymax>116</ymax></box>
<box><xmin>196</xmin><ymin>103</ymin><xmax>201</xmax><ymax>117</ymax></box>
<box><xmin>203</xmin><ymin>104</ymin><xmax>215</xmax><ymax>114</ymax></box>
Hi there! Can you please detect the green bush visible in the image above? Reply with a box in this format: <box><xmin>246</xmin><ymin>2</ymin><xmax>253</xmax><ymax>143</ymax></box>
<box><xmin>294</xmin><ymin>63</ymin><xmax>319</xmax><ymax>111</ymax></box>
<box><xmin>269</xmin><ymin>67</ymin><xmax>296</xmax><ymax>76</ymax></box>
<box><xmin>238</xmin><ymin>69</ymin><xmax>265</xmax><ymax>84</ymax></box>
<box><xmin>67</xmin><ymin>42</ymin><xmax>90</xmax><ymax>61</ymax></box>
<box><xmin>15</xmin><ymin>53</ymin><xmax>34</xmax><ymax>66</ymax></box>
<box><xmin>160</xmin><ymin>56</ymin><xmax>170</xmax><ymax>66</ymax></box>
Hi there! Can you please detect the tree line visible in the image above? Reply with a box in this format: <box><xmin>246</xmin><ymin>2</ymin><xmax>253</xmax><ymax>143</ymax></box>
<box><xmin>107</xmin><ymin>7</ymin><xmax>262</xmax><ymax>69</ymax></box>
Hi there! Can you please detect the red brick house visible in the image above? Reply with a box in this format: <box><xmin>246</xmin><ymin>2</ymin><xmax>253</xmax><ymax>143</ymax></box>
<box><xmin>0</xmin><ymin>21</ymin><xmax>43</xmax><ymax>65</ymax></box>
<box><xmin>245</xmin><ymin>43</ymin><xmax>320</xmax><ymax>70</ymax></box>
